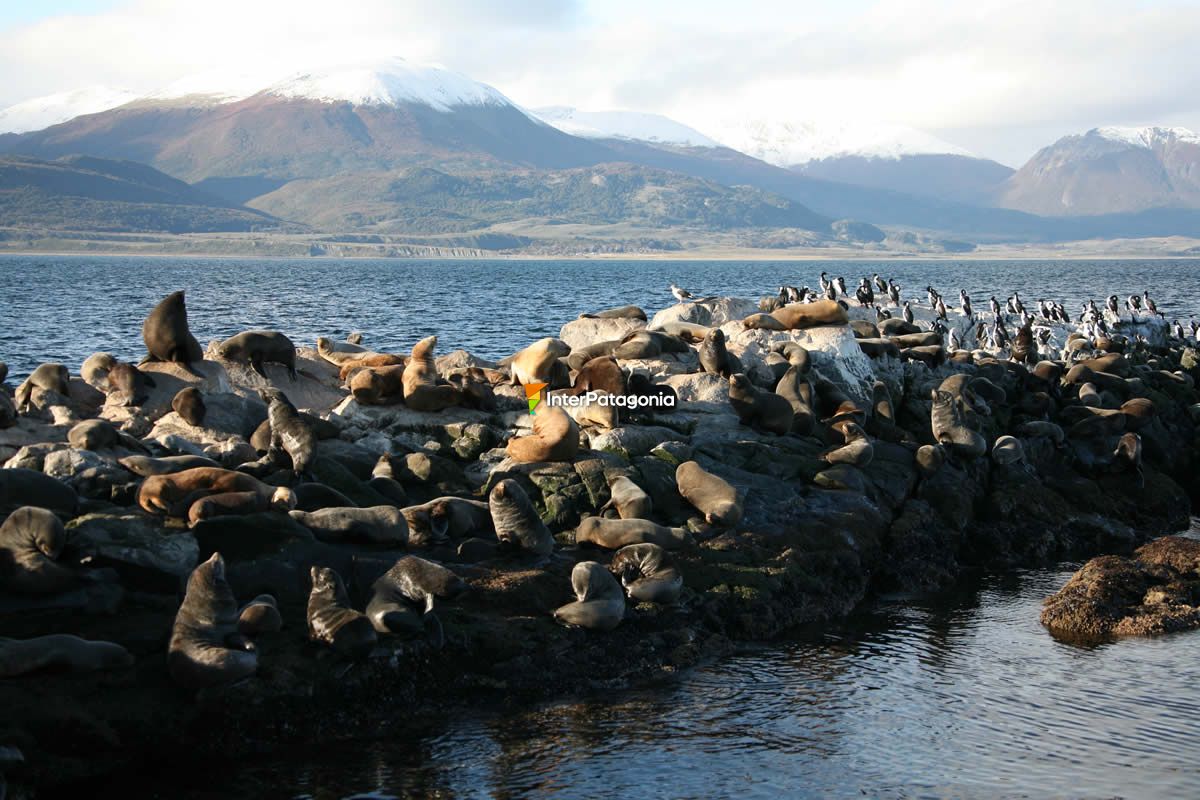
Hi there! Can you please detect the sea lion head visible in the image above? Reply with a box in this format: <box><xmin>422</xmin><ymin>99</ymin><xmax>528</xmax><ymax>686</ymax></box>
<box><xmin>316</xmin><ymin>337</ymin><xmax>332</xmax><ymax>354</ymax></box>
<box><xmin>271</xmin><ymin>487</ymin><xmax>298</xmax><ymax>511</ymax></box>
<box><xmin>728</xmin><ymin>373</ymin><xmax>752</xmax><ymax>394</ymax></box>
<box><xmin>428</xmin><ymin>501</ymin><xmax>452</xmax><ymax>542</ymax></box>
<box><xmin>259</xmin><ymin>387</ymin><xmax>284</xmax><ymax>404</ymax></box>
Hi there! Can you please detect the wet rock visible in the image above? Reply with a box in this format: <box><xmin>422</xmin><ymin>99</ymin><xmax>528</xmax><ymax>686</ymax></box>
<box><xmin>67</xmin><ymin>512</ymin><xmax>198</xmax><ymax>592</ymax></box>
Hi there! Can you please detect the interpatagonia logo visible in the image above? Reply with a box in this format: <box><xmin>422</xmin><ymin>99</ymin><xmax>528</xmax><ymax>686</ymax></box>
<box><xmin>524</xmin><ymin>381</ymin><xmax>548</xmax><ymax>414</ymax></box>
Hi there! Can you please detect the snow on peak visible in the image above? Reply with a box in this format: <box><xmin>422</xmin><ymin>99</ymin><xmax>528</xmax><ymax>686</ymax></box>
<box><xmin>0</xmin><ymin>86</ymin><xmax>140</xmax><ymax>134</ymax></box>
<box><xmin>264</xmin><ymin>57</ymin><xmax>511</xmax><ymax>111</ymax></box>
<box><xmin>706</xmin><ymin>117</ymin><xmax>975</xmax><ymax>166</ymax></box>
<box><xmin>1091</xmin><ymin>125</ymin><xmax>1200</xmax><ymax>149</ymax></box>
<box><xmin>531</xmin><ymin>106</ymin><xmax>718</xmax><ymax>147</ymax></box>
<box><xmin>146</xmin><ymin>69</ymin><xmax>277</xmax><ymax>105</ymax></box>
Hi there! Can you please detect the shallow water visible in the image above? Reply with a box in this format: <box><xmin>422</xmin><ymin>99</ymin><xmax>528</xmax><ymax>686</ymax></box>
<box><xmin>94</xmin><ymin>553</ymin><xmax>1200</xmax><ymax>799</ymax></box>
<box><xmin>2</xmin><ymin>255</ymin><xmax>1199</xmax><ymax>380</ymax></box>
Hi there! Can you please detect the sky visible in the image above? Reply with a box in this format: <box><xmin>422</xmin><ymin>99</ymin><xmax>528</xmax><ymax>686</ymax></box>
<box><xmin>1</xmin><ymin>0</ymin><xmax>1199</xmax><ymax>166</ymax></box>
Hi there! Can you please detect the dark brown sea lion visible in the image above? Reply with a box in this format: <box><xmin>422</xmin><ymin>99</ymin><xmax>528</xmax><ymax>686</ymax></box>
<box><xmin>237</xmin><ymin>594</ymin><xmax>282</xmax><ymax>636</ymax></box>
<box><xmin>67</xmin><ymin>419</ymin><xmax>147</xmax><ymax>452</ymax></box>
<box><xmin>137</xmin><ymin>467</ymin><xmax>295</xmax><ymax>518</ymax></box>
<box><xmin>259</xmin><ymin>388</ymin><xmax>316</xmax><ymax>477</ymax></box>
<box><xmin>107</xmin><ymin>361</ymin><xmax>156</xmax><ymax>406</ymax></box>
<box><xmin>118</xmin><ymin>454</ymin><xmax>220</xmax><ymax>476</ymax></box>
<box><xmin>574</xmin><ymin>517</ymin><xmax>692</xmax><ymax>550</ymax></box>
<box><xmin>0</xmin><ymin>469</ymin><xmax>79</xmax><ymax>513</ymax></box>
<box><xmin>167</xmin><ymin>553</ymin><xmax>258</xmax><ymax>689</ymax></box>
<box><xmin>578</xmin><ymin>305</ymin><xmax>647</xmax><ymax>320</ymax></box>
<box><xmin>172</xmin><ymin>387</ymin><xmax>206</xmax><ymax>426</ymax></box>
<box><xmin>0</xmin><ymin>506</ymin><xmax>88</xmax><ymax>594</ymax></box>
<box><xmin>568</xmin><ymin>355</ymin><xmax>626</xmax><ymax>397</ymax></box>
<box><xmin>728</xmin><ymin>373</ymin><xmax>792</xmax><ymax>435</ymax></box>
<box><xmin>307</xmin><ymin>565</ymin><xmax>377</xmax><ymax>660</ymax></box>
<box><xmin>14</xmin><ymin>363</ymin><xmax>69</xmax><ymax>410</ymax></box>
<box><xmin>552</xmin><ymin>562</ymin><xmax>625</xmax><ymax>630</ymax></box>
<box><xmin>676</xmin><ymin>460</ymin><xmax>742</xmax><ymax>527</ymax></box>
<box><xmin>141</xmin><ymin>290</ymin><xmax>203</xmax><ymax>367</ymax></box>
<box><xmin>288</xmin><ymin>507</ymin><xmax>409</xmax><ymax>545</ymax></box>
<box><xmin>217</xmin><ymin>331</ymin><xmax>297</xmax><ymax>380</ymax></box>
<box><xmin>350</xmin><ymin>364</ymin><xmax>406</xmax><ymax>405</ymax></box>
<box><xmin>698</xmin><ymin>328</ymin><xmax>734</xmax><ymax>377</ymax></box>
<box><xmin>610</xmin><ymin>543</ymin><xmax>683</xmax><ymax>604</ymax></box>
<box><xmin>186</xmin><ymin>491</ymin><xmax>270</xmax><ymax>527</ymax></box>
<box><xmin>365</xmin><ymin>556</ymin><xmax>467</xmax><ymax>641</ymax></box>
<box><xmin>489</xmin><ymin>479</ymin><xmax>554</xmax><ymax>556</ymax></box>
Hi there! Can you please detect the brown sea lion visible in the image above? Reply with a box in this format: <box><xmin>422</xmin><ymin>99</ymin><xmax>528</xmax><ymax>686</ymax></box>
<box><xmin>106</xmin><ymin>362</ymin><xmax>156</xmax><ymax>406</ymax></box>
<box><xmin>0</xmin><ymin>635</ymin><xmax>132</xmax><ymax>678</ymax></box>
<box><xmin>821</xmin><ymin>422</ymin><xmax>874</xmax><ymax>467</ymax></box>
<box><xmin>770</xmin><ymin>299</ymin><xmax>847</xmax><ymax>330</ymax></box>
<box><xmin>338</xmin><ymin>353</ymin><xmax>407</xmax><ymax>381</ymax></box>
<box><xmin>676</xmin><ymin>461</ymin><xmax>742</xmax><ymax>527</ymax></box>
<box><xmin>742</xmin><ymin>313</ymin><xmax>787</xmax><ymax>331</ymax></box>
<box><xmin>553</xmin><ymin>562</ymin><xmax>626</xmax><ymax>630</ymax></box>
<box><xmin>14</xmin><ymin>363</ymin><xmax>69</xmax><ymax>411</ymax></box>
<box><xmin>610</xmin><ymin>543</ymin><xmax>683</xmax><ymax>604</ymax></box>
<box><xmin>365</xmin><ymin>556</ymin><xmax>467</xmax><ymax>639</ymax></box>
<box><xmin>489</xmin><ymin>479</ymin><xmax>554</xmax><ymax>556</ymax></box>
<box><xmin>137</xmin><ymin>467</ymin><xmax>295</xmax><ymax>517</ymax></box>
<box><xmin>599</xmin><ymin>475</ymin><xmax>653</xmax><ymax>519</ymax></box>
<box><xmin>217</xmin><ymin>331</ymin><xmax>297</xmax><ymax>381</ymax></box>
<box><xmin>167</xmin><ymin>553</ymin><xmax>258</xmax><ymax>689</ymax></box>
<box><xmin>578</xmin><ymin>305</ymin><xmax>647</xmax><ymax>320</ymax></box>
<box><xmin>728</xmin><ymin>373</ymin><xmax>792</xmax><ymax>435</ymax></box>
<box><xmin>307</xmin><ymin>565</ymin><xmax>377</xmax><ymax>660</ymax></box>
<box><xmin>350</xmin><ymin>364</ymin><xmax>406</xmax><ymax>405</ymax></box>
<box><xmin>67</xmin><ymin>419</ymin><xmax>148</xmax><ymax>453</ymax></box>
<box><xmin>567</xmin><ymin>355</ymin><xmax>626</xmax><ymax>397</ymax></box>
<box><xmin>774</xmin><ymin>365</ymin><xmax>815</xmax><ymax>435</ymax></box>
<box><xmin>509</xmin><ymin>337</ymin><xmax>571</xmax><ymax>386</ymax></box>
<box><xmin>0</xmin><ymin>469</ymin><xmax>79</xmax><ymax>513</ymax></box>
<box><xmin>259</xmin><ymin>388</ymin><xmax>316</xmax><ymax>477</ymax></box>
<box><xmin>402</xmin><ymin>336</ymin><xmax>460</xmax><ymax>412</ymax></box>
<box><xmin>0</xmin><ymin>506</ymin><xmax>88</xmax><ymax>594</ymax></box>
<box><xmin>289</xmin><ymin>507</ymin><xmax>409</xmax><ymax>545</ymax></box>
<box><xmin>698</xmin><ymin>328</ymin><xmax>734</xmax><ymax>377</ymax></box>
<box><xmin>80</xmin><ymin>352</ymin><xmax>117</xmax><ymax>391</ymax></box>
<box><xmin>187</xmin><ymin>491</ymin><xmax>270</xmax><ymax>527</ymax></box>
<box><xmin>118</xmin><ymin>454</ymin><xmax>220</xmax><ymax>477</ymax></box>
<box><xmin>574</xmin><ymin>516</ymin><xmax>692</xmax><ymax>550</ymax></box>
<box><xmin>172</xmin><ymin>387</ymin><xmax>206</xmax><ymax>426</ymax></box>
<box><xmin>141</xmin><ymin>290</ymin><xmax>204</xmax><ymax>367</ymax></box>
<box><xmin>506</xmin><ymin>406</ymin><xmax>580</xmax><ymax>463</ymax></box>
<box><xmin>930</xmin><ymin>389</ymin><xmax>987</xmax><ymax>459</ymax></box>
<box><xmin>237</xmin><ymin>594</ymin><xmax>282</xmax><ymax>636</ymax></box>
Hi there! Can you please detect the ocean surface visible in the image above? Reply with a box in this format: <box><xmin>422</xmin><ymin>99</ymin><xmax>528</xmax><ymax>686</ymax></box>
<box><xmin>3</xmin><ymin>255</ymin><xmax>1200</xmax><ymax>380</ymax></box>
<box><xmin>7</xmin><ymin>256</ymin><xmax>1200</xmax><ymax>797</ymax></box>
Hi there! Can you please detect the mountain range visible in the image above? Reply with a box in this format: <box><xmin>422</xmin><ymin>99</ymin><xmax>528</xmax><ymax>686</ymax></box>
<box><xmin>2</xmin><ymin>57</ymin><xmax>1200</xmax><ymax>250</ymax></box>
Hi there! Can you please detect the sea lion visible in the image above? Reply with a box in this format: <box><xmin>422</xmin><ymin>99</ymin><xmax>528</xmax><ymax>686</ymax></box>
<box><xmin>991</xmin><ymin>435</ymin><xmax>1025</xmax><ymax>465</ymax></box>
<box><xmin>890</xmin><ymin>332</ymin><xmax>943</xmax><ymax>349</ymax></box>
<box><xmin>775</xmin><ymin>342</ymin><xmax>811</xmax><ymax>373</ymax></box>
<box><xmin>237</xmin><ymin>594</ymin><xmax>282</xmax><ymax>636</ymax></box>
<box><xmin>579</xmin><ymin>305</ymin><xmax>647</xmax><ymax>320</ymax></box>
<box><xmin>774</xmin><ymin>365</ymin><xmax>815</xmax><ymax>435</ymax></box>
<box><xmin>567</xmin><ymin>340</ymin><xmax>622</xmax><ymax>371</ymax></box>
<box><xmin>259</xmin><ymin>388</ymin><xmax>316</xmax><ymax>477</ymax></box>
<box><xmin>568</xmin><ymin>355</ymin><xmax>626</xmax><ymax>397</ymax></box>
<box><xmin>14</xmin><ymin>363</ymin><xmax>69</xmax><ymax>410</ymax></box>
<box><xmin>293</xmin><ymin>483</ymin><xmax>358</xmax><ymax>512</ymax></box>
<box><xmin>676</xmin><ymin>461</ymin><xmax>742</xmax><ymax>527</ymax></box>
<box><xmin>821</xmin><ymin>422</ymin><xmax>874</xmax><ymax>467</ymax></box>
<box><xmin>814</xmin><ymin>379</ymin><xmax>865</xmax><ymax>429</ymax></box>
<box><xmin>338</xmin><ymin>353</ymin><xmax>407</xmax><ymax>381</ymax></box>
<box><xmin>698</xmin><ymin>328</ymin><xmax>734</xmax><ymax>377</ymax></box>
<box><xmin>728</xmin><ymin>373</ymin><xmax>792</xmax><ymax>435</ymax></box>
<box><xmin>315</xmin><ymin>336</ymin><xmax>367</xmax><ymax>365</ymax></box>
<box><xmin>878</xmin><ymin>318</ymin><xmax>919</xmax><ymax>336</ymax></box>
<box><xmin>0</xmin><ymin>635</ymin><xmax>132</xmax><ymax>678</ymax></box>
<box><xmin>141</xmin><ymin>290</ymin><xmax>204</xmax><ymax>367</ymax></box>
<box><xmin>930</xmin><ymin>389</ymin><xmax>987</xmax><ymax>459</ymax></box>
<box><xmin>307</xmin><ymin>566</ymin><xmax>377</xmax><ymax>660</ymax></box>
<box><xmin>856</xmin><ymin>338</ymin><xmax>901</xmax><ymax>359</ymax></box>
<box><xmin>406</xmin><ymin>496</ymin><xmax>493</xmax><ymax>540</ymax></box>
<box><xmin>610</xmin><ymin>543</ymin><xmax>683</xmax><ymax>604</ymax></box>
<box><xmin>1015</xmin><ymin>420</ymin><xmax>1065</xmax><ymax>445</ymax></box>
<box><xmin>574</xmin><ymin>516</ymin><xmax>692</xmax><ymax>550</ymax></box>
<box><xmin>1113</xmin><ymin>432</ymin><xmax>1144</xmax><ymax>487</ymax></box>
<box><xmin>350</xmin><ymin>364</ymin><xmax>406</xmax><ymax>405</ymax></box>
<box><xmin>365</xmin><ymin>556</ymin><xmax>467</xmax><ymax>638</ymax></box>
<box><xmin>0</xmin><ymin>469</ymin><xmax>78</xmax><ymax>513</ymax></box>
<box><xmin>118</xmin><ymin>454</ymin><xmax>220</xmax><ymax>476</ymax></box>
<box><xmin>553</xmin><ymin>562</ymin><xmax>625</xmax><ymax>630</ymax></box>
<box><xmin>402</xmin><ymin>336</ymin><xmax>460</xmax><ymax>412</ymax></box>
<box><xmin>770</xmin><ymin>299</ymin><xmax>848</xmax><ymax>330</ymax></box>
<box><xmin>742</xmin><ymin>313</ymin><xmax>787</xmax><ymax>331</ymax></box>
<box><xmin>625</xmin><ymin>373</ymin><xmax>678</xmax><ymax>412</ymax></box>
<box><xmin>167</xmin><ymin>553</ymin><xmax>258</xmax><ymax>689</ymax></box>
<box><xmin>489</xmin><ymin>479</ymin><xmax>554</xmax><ymax>557</ymax></box>
<box><xmin>599</xmin><ymin>476</ymin><xmax>653</xmax><ymax>519</ymax></box>
<box><xmin>81</xmin><ymin>352</ymin><xmax>117</xmax><ymax>391</ymax></box>
<box><xmin>172</xmin><ymin>387</ymin><xmax>206</xmax><ymax>426</ymax></box>
<box><xmin>1078</xmin><ymin>382</ymin><xmax>1102</xmax><ymax>407</ymax></box>
<box><xmin>0</xmin><ymin>506</ymin><xmax>89</xmax><ymax>594</ymax></box>
<box><xmin>901</xmin><ymin>345</ymin><xmax>946</xmax><ymax>368</ymax></box>
<box><xmin>67</xmin><ymin>419</ymin><xmax>147</xmax><ymax>453</ymax></box>
<box><xmin>915</xmin><ymin>444</ymin><xmax>945</xmax><ymax>476</ymax></box>
<box><xmin>106</xmin><ymin>362</ymin><xmax>155</xmax><ymax>406</ymax></box>
<box><xmin>138</xmin><ymin>467</ymin><xmax>295</xmax><ymax>518</ymax></box>
<box><xmin>613</xmin><ymin>330</ymin><xmax>690</xmax><ymax>360</ymax></box>
<box><xmin>288</xmin><ymin>507</ymin><xmax>409</xmax><ymax>545</ymax></box>
<box><xmin>1120</xmin><ymin>397</ymin><xmax>1155</xmax><ymax>431</ymax></box>
<box><xmin>509</xmin><ymin>337</ymin><xmax>571</xmax><ymax>386</ymax></box>
<box><xmin>651</xmin><ymin>320</ymin><xmax>712</xmax><ymax>341</ymax></box>
<box><xmin>217</xmin><ymin>331</ymin><xmax>297</xmax><ymax>381</ymax></box>
<box><xmin>186</xmin><ymin>491</ymin><xmax>271</xmax><ymax>527</ymax></box>
<box><xmin>506</xmin><ymin>406</ymin><xmax>580</xmax><ymax>463</ymax></box>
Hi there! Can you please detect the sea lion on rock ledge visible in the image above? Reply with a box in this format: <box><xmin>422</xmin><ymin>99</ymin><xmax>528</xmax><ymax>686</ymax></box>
<box><xmin>489</xmin><ymin>479</ymin><xmax>554</xmax><ymax>557</ymax></box>
<box><xmin>217</xmin><ymin>330</ymin><xmax>298</xmax><ymax>381</ymax></box>
<box><xmin>0</xmin><ymin>506</ymin><xmax>91</xmax><ymax>594</ymax></box>
<box><xmin>172</xmin><ymin>387</ymin><xmax>206</xmax><ymax>426</ymax></box>
<box><xmin>553</xmin><ymin>561</ymin><xmax>625</xmax><ymax>631</ymax></box>
<box><xmin>770</xmin><ymin>299</ymin><xmax>848</xmax><ymax>330</ymax></box>
<box><xmin>307</xmin><ymin>565</ymin><xmax>377</xmax><ymax>660</ymax></box>
<box><xmin>509</xmin><ymin>337</ymin><xmax>571</xmax><ymax>386</ymax></box>
<box><xmin>14</xmin><ymin>363</ymin><xmax>69</xmax><ymax>411</ymax></box>
<box><xmin>168</xmin><ymin>553</ymin><xmax>258</xmax><ymax>689</ymax></box>
<box><xmin>0</xmin><ymin>635</ymin><xmax>132</xmax><ymax>678</ymax></box>
<box><xmin>574</xmin><ymin>516</ymin><xmax>692</xmax><ymax>550</ymax></box>
<box><xmin>676</xmin><ymin>461</ymin><xmax>742</xmax><ymax>528</ymax></box>
<box><xmin>506</xmin><ymin>406</ymin><xmax>579</xmax><ymax>463</ymax></box>
<box><xmin>402</xmin><ymin>336</ymin><xmax>460</xmax><ymax>412</ymax></box>
<box><xmin>141</xmin><ymin>290</ymin><xmax>204</xmax><ymax>368</ymax></box>
<box><xmin>610</xmin><ymin>543</ymin><xmax>683</xmax><ymax>604</ymax></box>
<box><xmin>137</xmin><ymin>467</ymin><xmax>295</xmax><ymax>518</ymax></box>
<box><xmin>728</xmin><ymin>373</ymin><xmax>792</xmax><ymax>435</ymax></box>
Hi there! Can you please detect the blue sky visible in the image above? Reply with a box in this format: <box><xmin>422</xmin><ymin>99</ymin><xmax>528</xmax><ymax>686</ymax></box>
<box><xmin>2</xmin><ymin>0</ymin><xmax>1199</xmax><ymax>165</ymax></box>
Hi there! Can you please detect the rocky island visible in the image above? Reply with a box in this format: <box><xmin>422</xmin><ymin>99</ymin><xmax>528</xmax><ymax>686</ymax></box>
<box><xmin>1</xmin><ymin>285</ymin><xmax>1198</xmax><ymax>798</ymax></box>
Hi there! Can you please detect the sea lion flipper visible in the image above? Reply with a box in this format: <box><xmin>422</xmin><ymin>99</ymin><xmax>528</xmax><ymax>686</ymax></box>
<box><xmin>250</xmin><ymin>359</ymin><xmax>269</xmax><ymax>380</ymax></box>
<box><xmin>423</xmin><ymin>613</ymin><xmax>444</xmax><ymax>650</ymax></box>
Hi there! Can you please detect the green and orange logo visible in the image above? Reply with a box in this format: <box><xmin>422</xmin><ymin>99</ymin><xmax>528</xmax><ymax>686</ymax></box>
<box><xmin>524</xmin><ymin>382</ymin><xmax>548</xmax><ymax>414</ymax></box>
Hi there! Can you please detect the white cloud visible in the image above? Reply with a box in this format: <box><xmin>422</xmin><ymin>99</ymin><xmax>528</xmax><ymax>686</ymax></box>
<box><xmin>2</xmin><ymin>0</ymin><xmax>1198</xmax><ymax>166</ymax></box>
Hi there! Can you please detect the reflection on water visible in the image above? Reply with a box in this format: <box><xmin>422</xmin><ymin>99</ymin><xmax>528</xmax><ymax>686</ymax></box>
<box><xmin>3</xmin><ymin>255</ymin><xmax>1200</xmax><ymax>381</ymax></box>
<box><xmin>101</xmin><ymin>556</ymin><xmax>1200</xmax><ymax>799</ymax></box>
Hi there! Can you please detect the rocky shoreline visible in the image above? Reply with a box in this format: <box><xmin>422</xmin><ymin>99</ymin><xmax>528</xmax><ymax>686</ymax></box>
<box><xmin>1</xmin><ymin>287</ymin><xmax>1198</xmax><ymax>798</ymax></box>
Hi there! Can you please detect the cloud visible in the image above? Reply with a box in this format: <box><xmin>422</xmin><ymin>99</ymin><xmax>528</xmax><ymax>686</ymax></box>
<box><xmin>1</xmin><ymin>0</ymin><xmax>1198</xmax><ymax>165</ymax></box>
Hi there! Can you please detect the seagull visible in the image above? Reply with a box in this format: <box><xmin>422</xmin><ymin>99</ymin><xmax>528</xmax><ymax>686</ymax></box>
<box><xmin>670</xmin><ymin>283</ymin><xmax>694</xmax><ymax>303</ymax></box>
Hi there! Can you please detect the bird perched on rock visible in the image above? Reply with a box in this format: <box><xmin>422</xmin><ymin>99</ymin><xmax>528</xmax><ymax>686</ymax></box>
<box><xmin>855</xmin><ymin>279</ymin><xmax>874</xmax><ymax>307</ymax></box>
<box><xmin>670</xmin><ymin>283</ymin><xmax>694</xmax><ymax>303</ymax></box>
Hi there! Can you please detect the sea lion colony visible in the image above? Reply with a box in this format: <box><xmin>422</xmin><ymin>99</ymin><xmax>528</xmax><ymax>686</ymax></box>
<box><xmin>1</xmin><ymin>277</ymin><xmax>1199</xmax><ymax>794</ymax></box>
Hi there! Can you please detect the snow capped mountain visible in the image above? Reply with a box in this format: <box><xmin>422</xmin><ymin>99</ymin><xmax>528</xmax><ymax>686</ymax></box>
<box><xmin>263</xmin><ymin>57</ymin><xmax>511</xmax><ymax>111</ymax></box>
<box><xmin>706</xmin><ymin>118</ymin><xmax>974</xmax><ymax>167</ymax></box>
<box><xmin>0</xmin><ymin>86</ymin><xmax>140</xmax><ymax>134</ymax></box>
<box><xmin>144</xmin><ymin>69</ymin><xmax>279</xmax><ymax>105</ymax></box>
<box><xmin>531</xmin><ymin>106</ymin><xmax>718</xmax><ymax>147</ymax></box>
<box><xmin>1093</xmin><ymin>125</ymin><xmax>1200</xmax><ymax>150</ymax></box>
